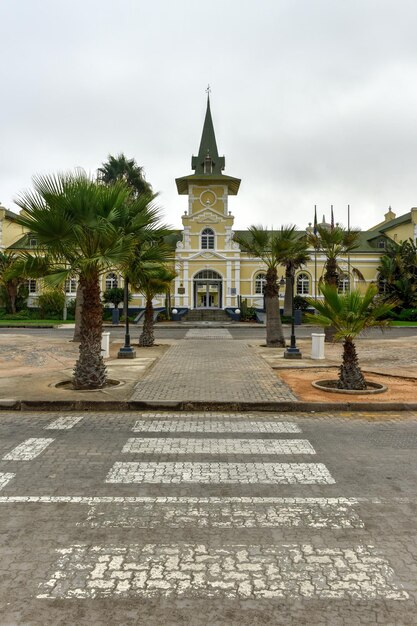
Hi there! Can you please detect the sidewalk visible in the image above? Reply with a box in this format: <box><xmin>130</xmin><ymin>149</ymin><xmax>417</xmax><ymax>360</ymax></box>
<box><xmin>0</xmin><ymin>327</ymin><xmax>416</xmax><ymax>411</ymax></box>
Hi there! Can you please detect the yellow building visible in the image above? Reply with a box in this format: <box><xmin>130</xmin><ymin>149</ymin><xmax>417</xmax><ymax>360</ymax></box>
<box><xmin>1</xmin><ymin>97</ymin><xmax>417</xmax><ymax>314</ymax></box>
<box><xmin>172</xmin><ymin>97</ymin><xmax>417</xmax><ymax>315</ymax></box>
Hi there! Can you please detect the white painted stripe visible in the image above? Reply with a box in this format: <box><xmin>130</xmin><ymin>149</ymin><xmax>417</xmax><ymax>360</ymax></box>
<box><xmin>0</xmin><ymin>496</ymin><xmax>358</xmax><ymax>504</ymax></box>
<box><xmin>122</xmin><ymin>438</ymin><xmax>315</xmax><ymax>455</ymax></box>
<box><xmin>0</xmin><ymin>473</ymin><xmax>15</xmax><ymax>491</ymax></box>
<box><xmin>106</xmin><ymin>462</ymin><xmax>335</xmax><ymax>484</ymax></box>
<box><xmin>37</xmin><ymin>543</ymin><xmax>408</xmax><ymax>600</ymax></box>
<box><xmin>132</xmin><ymin>420</ymin><xmax>301</xmax><ymax>433</ymax></box>
<box><xmin>45</xmin><ymin>416</ymin><xmax>83</xmax><ymax>430</ymax></box>
<box><xmin>80</xmin><ymin>500</ymin><xmax>364</xmax><ymax>530</ymax></box>
<box><xmin>136</xmin><ymin>412</ymin><xmax>297</xmax><ymax>419</ymax></box>
<box><xmin>2</xmin><ymin>438</ymin><xmax>55</xmax><ymax>461</ymax></box>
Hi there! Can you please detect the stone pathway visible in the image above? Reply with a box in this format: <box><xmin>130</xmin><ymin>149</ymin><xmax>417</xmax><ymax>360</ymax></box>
<box><xmin>130</xmin><ymin>329</ymin><xmax>297</xmax><ymax>402</ymax></box>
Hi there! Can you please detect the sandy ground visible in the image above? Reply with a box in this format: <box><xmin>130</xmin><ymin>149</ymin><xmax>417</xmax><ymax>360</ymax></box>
<box><xmin>278</xmin><ymin>367</ymin><xmax>417</xmax><ymax>403</ymax></box>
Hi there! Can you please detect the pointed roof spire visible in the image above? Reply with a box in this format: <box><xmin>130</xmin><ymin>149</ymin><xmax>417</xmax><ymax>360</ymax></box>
<box><xmin>191</xmin><ymin>91</ymin><xmax>225</xmax><ymax>175</ymax></box>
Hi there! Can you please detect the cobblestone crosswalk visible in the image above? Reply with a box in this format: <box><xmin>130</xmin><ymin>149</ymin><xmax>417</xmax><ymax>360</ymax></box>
<box><xmin>26</xmin><ymin>412</ymin><xmax>408</xmax><ymax>606</ymax></box>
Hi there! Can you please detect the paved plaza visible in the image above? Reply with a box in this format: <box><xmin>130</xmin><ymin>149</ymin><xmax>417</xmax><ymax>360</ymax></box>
<box><xmin>131</xmin><ymin>329</ymin><xmax>297</xmax><ymax>403</ymax></box>
<box><xmin>1</xmin><ymin>409</ymin><xmax>417</xmax><ymax>624</ymax></box>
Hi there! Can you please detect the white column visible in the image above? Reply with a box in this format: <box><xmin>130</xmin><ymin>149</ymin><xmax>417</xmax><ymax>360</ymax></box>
<box><xmin>234</xmin><ymin>259</ymin><xmax>240</xmax><ymax>307</ymax></box>
<box><xmin>226</xmin><ymin>261</ymin><xmax>232</xmax><ymax>307</ymax></box>
<box><xmin>183</xmin><ymin>261</ymin><xmax>189</xmax><ymax>308</ymax></box>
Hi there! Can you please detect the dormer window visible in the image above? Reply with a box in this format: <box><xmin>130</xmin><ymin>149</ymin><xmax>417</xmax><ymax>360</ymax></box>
<box><xmin>29</xmin><ymin>237</ymin><xmax>37</xmax><ymax>247</ymax></box>
<box><xmin>377</xmin><ymin>240</ymin><xmax>386</xmax><ymax>250</ymax></box>
<box><xmin>201</xmin><ymin>228</ymin><xmax>215</xmax><ymax>250</ymax></box>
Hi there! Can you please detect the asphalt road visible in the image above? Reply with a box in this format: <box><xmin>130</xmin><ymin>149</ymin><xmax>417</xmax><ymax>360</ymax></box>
<box><xmin>1</xmin><ymin>324</ymin><xmax>417</xmax><ymax>340</ymax></box>
<box><xmin>0</xmin><ymin>410</ymin><xmax>416</xmax><ymax>625</ymax></box>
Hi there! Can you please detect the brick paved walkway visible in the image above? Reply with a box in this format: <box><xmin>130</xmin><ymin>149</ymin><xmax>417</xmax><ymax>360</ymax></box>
<box><xmin>130</xmin><ymin>329</ymin><xmax>297</xmax><ymax>402</ymax></box>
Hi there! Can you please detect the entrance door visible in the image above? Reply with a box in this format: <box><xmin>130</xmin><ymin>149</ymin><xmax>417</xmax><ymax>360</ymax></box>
<box><xmin>193</xmin><ymin>270</ymin><xmax>222</xmax><ymax>309</ymax></box>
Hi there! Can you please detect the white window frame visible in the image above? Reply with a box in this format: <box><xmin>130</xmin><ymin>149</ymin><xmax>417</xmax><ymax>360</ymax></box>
<box><xmin>255</xmin><ymin>273</ymin><xmax>266</xmax><ymax>294</ymax></box>
<box><xmin>105</xmin><ymin>273</ymin><xmax>119</xmax><ymax>290</ymax></box>
<box><xmin>296</xmin><ymin>272</ymin><xmax>310</xmax><ymax>296</ymax></box>
<box><xmin>201</xmin><ymin>228</ymin><xmax>215</xmax><ymax>250</ymax></box>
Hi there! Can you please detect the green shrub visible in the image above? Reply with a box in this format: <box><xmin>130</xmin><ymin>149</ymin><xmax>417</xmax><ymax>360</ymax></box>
<box><xmin>4</xmin><ymin>309</ymin><xmax>30</xmax><ymax>319</ymax></box>
<box><xmin>36</xmin><ymin>289</ymin><xmax>65</xmax><ymax>318</ymax></box>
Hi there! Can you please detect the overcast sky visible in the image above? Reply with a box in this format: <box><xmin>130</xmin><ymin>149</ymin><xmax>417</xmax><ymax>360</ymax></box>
<box><xmin>1</xmin><ymin>0</ymin><xmax>417</xmax><ymax>231</ymax></box>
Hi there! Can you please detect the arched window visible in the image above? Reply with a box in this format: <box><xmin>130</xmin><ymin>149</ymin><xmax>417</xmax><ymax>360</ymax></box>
<box><xmin>255</xmin><ymin>273</ymin><xmax>266</xmax><ymax>294</ymax></box>
<box><xmin>296</xmin><ymin>272</ymin><xmax>310</xmax><ymax>295</ymax></box>
<box><xmin>201</xmin><ymin>228</ymin><xmax>215</xmax><ymax>250</ymax></box>
<box><xmin>105</xmin><ymin>273</ymin><xmax>118</xmax><ymax>290</ymax></box>
<box><xmin>338</xmin><ymin>275</ymin><xmax>350</xmax><ymax>294</ymax></box>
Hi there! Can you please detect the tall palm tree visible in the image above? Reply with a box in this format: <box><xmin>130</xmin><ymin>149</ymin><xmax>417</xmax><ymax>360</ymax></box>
<box><xmin>276</xmin><ymin>227</ymin><xmax>310</xmax><ymax>316</ymax></box>
<box><xmin>98</xmin><ymin>153</ymin><xmax>152</xmax><ymax>198</ymax></box>
<box><xmin>306</xmin><ymin>284</ymin><xmax>396</xmax><ymax>390</ymax></box>
<box><xmin>14</xmin><ymin>171</ymin><xmax>161</xmax><ymax>389</ymax></box>
<box><xmin>233</xmin><ymin>226</ymin><xmax>286</xmax><ymax>347</ymax></box>
<box><xmin>308</xmin><ymin>224</ymin><xmax>362</xmax><ymax>288</ymax></box>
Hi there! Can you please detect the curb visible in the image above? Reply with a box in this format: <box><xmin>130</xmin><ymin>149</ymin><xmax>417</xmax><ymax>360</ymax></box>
<box><xmin>0</xmin><ymin>399</ymin><xmax>417</xmax><ymax>413</ymax></box>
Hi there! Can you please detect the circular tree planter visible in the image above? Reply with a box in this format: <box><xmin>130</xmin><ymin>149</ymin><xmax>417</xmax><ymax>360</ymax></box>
<box><xmin>54</xmin><ymin>379</ymin><xmax>122</xmax><ymax>392</ymax></box>
<box><xmin>312</xmin><ymin>379</ymin><xmax>387</xmax><ymax>395</ymax></box>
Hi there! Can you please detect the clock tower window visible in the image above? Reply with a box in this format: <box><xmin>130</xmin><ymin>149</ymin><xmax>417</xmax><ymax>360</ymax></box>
<box><xmin>201</xmin><ymin>228</ymin><xmax>215</xmax><ymax>250</ymax></box>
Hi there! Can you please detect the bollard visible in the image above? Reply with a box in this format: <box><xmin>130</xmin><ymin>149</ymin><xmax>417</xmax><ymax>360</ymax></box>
<box><xmin>311</xmin><ymin>333</ymin><xmax>325</xmax><ymax>360</ymax></box>
<box><xmin>101</xmin><ymin>331</ymin><xmax>110</xmax><ymax>359</ymax></box>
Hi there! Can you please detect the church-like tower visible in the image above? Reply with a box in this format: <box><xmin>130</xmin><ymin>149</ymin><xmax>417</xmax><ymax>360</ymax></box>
<box><xmin>174</xmin><ymin>95</ymin><xmax>241</xmax><ymax>311</ymax></box>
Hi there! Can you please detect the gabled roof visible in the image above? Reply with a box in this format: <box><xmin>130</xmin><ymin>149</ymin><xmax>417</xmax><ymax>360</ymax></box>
<box><xmin>378</xmin><ymin>212</ymin><xmax>411</xmax><ymax>232</ymax></box>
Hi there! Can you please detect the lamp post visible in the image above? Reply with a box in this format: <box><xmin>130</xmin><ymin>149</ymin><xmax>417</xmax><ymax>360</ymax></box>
<box><xmin>117</xmin><ymin>276</ymin><xmax>136</xmax><ymax>359</ymax></box>
<box><xmin>284</xmin><ymin>272</ymin><xmax>302</xmax><ymax>359</ymax></box>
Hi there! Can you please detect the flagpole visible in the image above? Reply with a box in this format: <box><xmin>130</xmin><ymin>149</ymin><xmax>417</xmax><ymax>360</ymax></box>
<box><xmin>314</xmin><ymin>204</ymin><xmax>317</xmax><ymax>301</ymax></box>
<box><xmin>347</xmin><ymin>204</ymin><xmax>351</xmax><ymax>292</ymax></box>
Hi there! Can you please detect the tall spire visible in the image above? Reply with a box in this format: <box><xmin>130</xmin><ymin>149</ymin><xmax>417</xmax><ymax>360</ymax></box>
<box><xmin>191</xmin><ymin>93</ymin><xmax>225</xmax><ymax>175</ymax></box>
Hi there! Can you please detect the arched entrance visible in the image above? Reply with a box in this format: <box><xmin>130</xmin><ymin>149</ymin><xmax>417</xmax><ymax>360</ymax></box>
<box><xmin>193</xmin><ymin>270</ymin><xmax>222</xmax><ymax>309</ymax></box>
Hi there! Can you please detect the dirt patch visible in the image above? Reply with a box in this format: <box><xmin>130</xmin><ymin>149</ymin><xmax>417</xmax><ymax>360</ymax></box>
<box><xmin>278</xmin><ymin>367</ymin><xmax>417</xmax><ymax>403</ymax></box>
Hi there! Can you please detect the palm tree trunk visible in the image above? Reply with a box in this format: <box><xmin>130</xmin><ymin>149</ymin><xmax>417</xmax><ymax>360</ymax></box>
<box><xmin>73</xmin><ymin>273</ymin><xmax>107</xmax><ymax>389</ymax></box>
<box><xmin>338</xmin><ymin>338</ymin><xmax>367</xmax><ymax>390</ymax></box>
<box><xmin>324</xmin><ymin>258</ymin><xmax>338</xmax><ymax>342</ymax></box>
<box><xmin>139</xmin><ymin>297</ymin><xmax>155</xmax><ymax>347</ymax></box>
<box><xmin>265</xmin><ymin>267</ymin><xmax>285</xmax><ymax>347</ymax></box>
<box><xmin>72</xmin><ymin>282</ymin><xmax>83</xmax><ymax>342</ymax></box>
<box><xmin>283</xmin><ymin>267</ymin><xmax>292</xmax><ymax>317</ymax></box>
<box><xmin>7</xmin><ymin>284</ymin><xmax>17</xmax><ymax>314</ymax></box>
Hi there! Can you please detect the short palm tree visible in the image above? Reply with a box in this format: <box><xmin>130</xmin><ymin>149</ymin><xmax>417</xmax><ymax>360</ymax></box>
<box><xmin>306</xmin><ymin>283</ymin><xmax>396</xmax><ymax>390</ymax></box>
<box><xmin>234</xmin><ymin>226</ymin><xmax>286</xmax><ymax>347</ymax></box>
<box><xmin>0</xmin><ymin>251</ymin><xmax>28</xmax><ymax>313</ymax></box>
<box><xmin>135</xmin><ymin>265</ymin><xmax>177</xmax><ymax>347</ymax></box>
<box><xmin>14</xmin><ymin>171</ymin><xmax>161</xmax><ymax>389</ymax></box>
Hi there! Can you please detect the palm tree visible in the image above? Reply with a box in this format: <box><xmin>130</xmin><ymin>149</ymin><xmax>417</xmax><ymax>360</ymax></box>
<box><xmin>377</xmin><ymin>239</ymin><xmax>417</xmax><ymax>309</ymax></box>
<box><xmin>233</xmin><ymin>226</ymin><xmax>286</xmax><ymax>347</ymax></box>
<box><xmin>134</xmin><ymin>265</ymin><xmax>177</xmax><ymax>347</ymax></box>
<box><xmin>308</xmin><ymin>224</ymin><xmax>362</xmax><ymax>288</ymax></box>
<box><xmin>14</xmin><ymin>171</ymin><xmax>161</xmax><ymax>389</ymax></box>
<box><xmin>0</xmin><ymin>251</ymin><xmax>27</xmax><ymax>313</ymax></box>
<box><xmin>306</xmin><ymin>283</ymin><xmax>396</xmax><ymax>390</ymax></box>
<box><xmin>98</xmin><ymin>153</ymin><xmax>152</xmax><ymax>198</ymax></box>
<box><xmin>276</xmin><ymin>227</ymin><xmax>310</xmax><ymax>316</ymax></box>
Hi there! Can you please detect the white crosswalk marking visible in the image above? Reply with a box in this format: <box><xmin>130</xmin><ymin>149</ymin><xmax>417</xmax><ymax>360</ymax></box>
<box><xmin>37</xmin><ymin>543</ymin><xmax>409</xmax><ymax>600</ymax></box>
<box><xmin>106</xmin><ymin>462</ymin><xmax>335</xmax><ymax>484</ymax></box>
<box><xmin>122</xmin><ymin>437</ymin><xmax>315</xmax><ymax>455</ymax></box>
<box><xmin>0</xmin><ymin>472</ymin><xmax>15</xmax><ymax>491</ymax></box>
<box><xmin>132</xmin><ymin>420</ymin><xmax>302</xmax><ymax>433</ymax></box>
<box><xmin>3</xmin><ymin>438</ymin><xmax>54</xmax><ymax>461</ymax></box>
<box><xmin>45</xmin><ymin>416</ymin><xmax>83</xmax><ymax>430</ymax></box>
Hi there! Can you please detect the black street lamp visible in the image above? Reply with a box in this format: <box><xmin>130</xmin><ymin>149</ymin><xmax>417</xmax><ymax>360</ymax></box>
<box><xmin>284</xmin><ymin>272</ymin><xmax>302</xmax><ymax>359</ymax></box>
<box><xmin>117</xmin><ymin>276</ymin><xmax>136</xmax><ymax>359</ymax></box>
